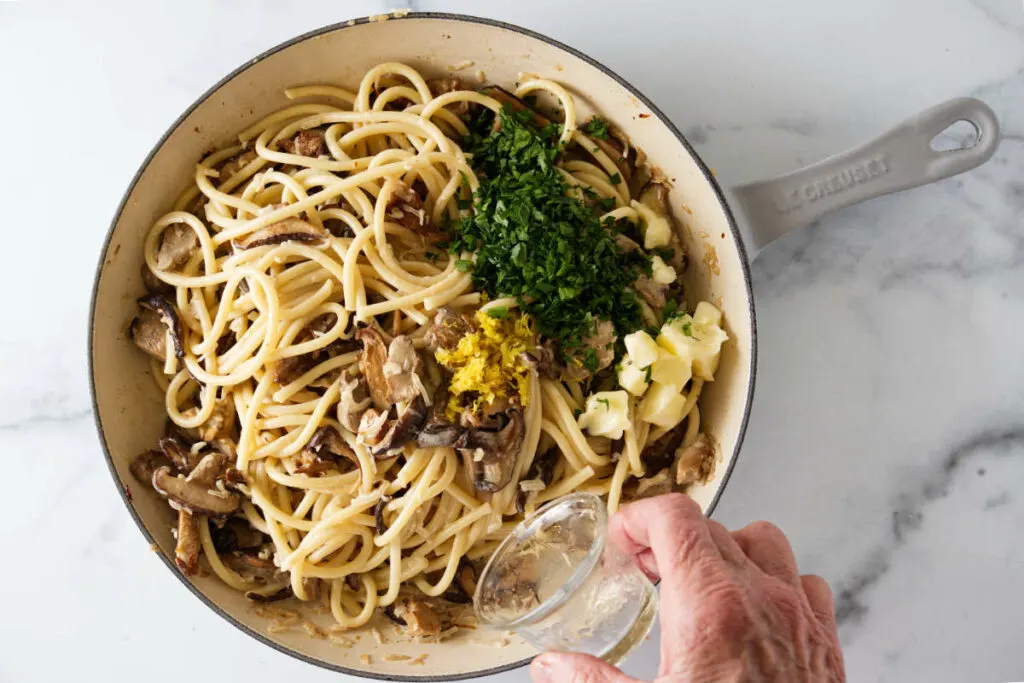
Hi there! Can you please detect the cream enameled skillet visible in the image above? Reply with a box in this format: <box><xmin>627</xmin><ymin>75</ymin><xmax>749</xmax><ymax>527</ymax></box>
<box><xmin>88</xmin><ymin>12</ymin><xmax>999</xmax><ymax>681</ymax></box>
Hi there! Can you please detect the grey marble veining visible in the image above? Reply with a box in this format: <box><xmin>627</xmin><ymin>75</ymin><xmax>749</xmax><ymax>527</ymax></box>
<box><xmin>1</xmin><ymin>1</ymin><xmax>1021</xmax><ymax>681</ymax></box>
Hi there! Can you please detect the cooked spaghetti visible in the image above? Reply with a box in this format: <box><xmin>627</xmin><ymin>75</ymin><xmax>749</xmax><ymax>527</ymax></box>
<box><xmin>126</xmin><ymin>62</ymin><xmax>728</xmax><ymax>635</ymax></box>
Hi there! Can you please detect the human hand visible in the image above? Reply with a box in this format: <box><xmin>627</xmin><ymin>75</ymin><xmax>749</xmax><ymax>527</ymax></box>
<box><xmin>530</xmin><ymin>493</ymin><xmax>845</xmax><ymax>683</ymax></box>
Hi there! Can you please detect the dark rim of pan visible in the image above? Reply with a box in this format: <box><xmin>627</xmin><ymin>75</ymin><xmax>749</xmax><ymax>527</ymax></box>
<box><xmin>87</xmin><ymin>11</ymin><xmax>757</xmax><ymax>682</ymax></box>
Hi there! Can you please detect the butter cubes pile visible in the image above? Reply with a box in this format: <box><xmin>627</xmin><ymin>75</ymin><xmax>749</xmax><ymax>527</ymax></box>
<box><xmin>577</xmin><ymin>302</ymin><xmax>728</xmax><ymax>438</ymax></box>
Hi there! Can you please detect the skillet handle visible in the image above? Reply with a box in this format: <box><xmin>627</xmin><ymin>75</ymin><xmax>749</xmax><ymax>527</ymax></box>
<box><xmin>730</xmin><ymin>97</ymin><xmax>999</xmax><ymax>259</ymax></box>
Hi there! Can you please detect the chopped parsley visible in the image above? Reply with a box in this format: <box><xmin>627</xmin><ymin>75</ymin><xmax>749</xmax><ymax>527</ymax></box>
<box><xmin>582</xmin><ymin>117</ymin><xmax>609</xmax><ymax>139</ymax></box>
<box><xmin>608</xmin><ymin>172</ymin><xmax>622</xmax><ymax>186</ymax></box>
<box><xmin>681</xmin><ymin>321</ymin><xmax>693</xmax><ymax>337</ymax></box>
<box><xmin>486</xmin><ymin>306</ymin><xmax>509</xmax><ymax>319</ymax></box>
<box><xmin>454</xmin><ymin>259</ymin><xmax>473</xmax><ymax>272</ymax></box>
<box><xmin>448</xmin><ymin>104</ymin><xmax>648</xmax><ymax>352</ymax></box>
<box><xmin>424</xmin><ymin>251</ymin><xmax>440</xmax><ymax>263</ymax></box>
<box><xmin>597</xmin><ymin>397</ymin><xmax>611</xmax><ymax>410</ymax></box>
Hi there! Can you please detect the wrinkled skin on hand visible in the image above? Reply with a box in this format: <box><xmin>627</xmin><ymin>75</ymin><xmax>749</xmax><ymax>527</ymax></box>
<box><xmin>531</xmin><ymin>494</ymin><xmax>845</xmax><ymax>683</ymax></box>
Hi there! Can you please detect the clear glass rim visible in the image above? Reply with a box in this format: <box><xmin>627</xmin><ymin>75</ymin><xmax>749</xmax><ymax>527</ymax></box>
<box><xmin>473</xmin><ymin>491</ymin><xmax>608</xmax><ymax>631</ymax></box>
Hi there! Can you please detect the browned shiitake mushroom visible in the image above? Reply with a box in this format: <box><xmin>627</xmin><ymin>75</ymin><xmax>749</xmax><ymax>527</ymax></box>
<box><xmin>337</xmin><ymin>369</ymin><xmax>371</xmax><ymax>433</ymax></box>
<box><xmin>374</xmin><ymin>494</ymin><xmax>392</xmax><ymax>536</ymax></box>
<box><xmin>156</xmin><ymin>224</ymin><xmax>199</xmax><ymax>272</ymax></box>
<box><xmin>175</xmin><ymin>510</ymin><xmax>201</xmax><ymax>576</ymax></box>
<box><xmin>357</xmin><ymin>328</ymin><xmax>428</xmax><ymax>410</ymax></box>
<box><xmin>278</xmin><ymin>129</ymin><xmax>326</xmax><ymax>157</ymax></box>
<box><xmin>417</xmin><ymin>400</ymin><xmax>525</xmax><ymax>494</ymax></box>
<box><xmin>356</xmin><ymin>327</ymin><xmax>391</xmax><ymax>411</ymax></box>
<box><xmin>424</xmin><ymin>307</ymin><xmax>475</xmax><ymax>353</ymax></box>
<box><xmin>674</xmin><ymin>433</ymin><xmax>716</xmax><ymax>487</ymax></box>
<box><xmin>158</xmin><ymin>435</ymin><xmax>203</xmax><ymax>473</ymax></box>
<box><xmin>211</xmin><ymin>518</ymin><xmax>266</xmax><ymax>553</ymax></box>
<box><xmin>127</xmin><ymin>295</ymin><xmax>184</xmax><ymax>361</ymax></box>
<box><xmin>221</xmin><ymin>551</ymin><xmax>282</xmax><ymax>582</ymax></box>
<box><xmin>443</xmin><ymin>558</ymin><xmax>480</xmax><ymax>604</ymax></box>
<box><xmin>296</xmin><ymin>426</ymin><xmax>359</xmax><ymax>476</ymax></box>
<box><xmin>385</xmin><ymin>181</ymin><xmax>432</xmax><ymax>234</ymax></box>
<box><xmin>129</xmin><ymin>449</ymin><xmax>170</xmax><ymax>486</ymax></box>
<box><xmin>231</xmin><ymin>217</ymin><xmax>329</xmax><ymax>251</ymax></box>
<box><xmin>384</xmin><ymin>592</ymin><xmax>443</xmax><ymax>637</ymax></box>
<box><xmin>559</xmin><ymin>320</ymin><xmax>616</xmax><ymax>382</ymax></box>
<box><xmin>198</xmin><ymin>398</ymin><xmax>234</xmax><ymax>442</ymax></box>
<box><xmin>151</xmin><ymin>466</ymin><xmax>239</xmax><ymax>518</ymax></box>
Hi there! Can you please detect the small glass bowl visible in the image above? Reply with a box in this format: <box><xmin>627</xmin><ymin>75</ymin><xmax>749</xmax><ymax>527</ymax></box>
<box><xmin>473</xmin><ymin>492</ymin><xmax>657</xmax><ymax>665</ymax></box>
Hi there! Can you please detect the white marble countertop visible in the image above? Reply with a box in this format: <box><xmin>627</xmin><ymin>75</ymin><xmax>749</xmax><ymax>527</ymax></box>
<box><xmin>2</xmin><ymin>0</ymin><xmax>1022</xmax><ymax>681</ymax></box>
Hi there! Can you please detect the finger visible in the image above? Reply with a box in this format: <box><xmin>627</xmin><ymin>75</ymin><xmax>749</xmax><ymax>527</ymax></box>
<box><xmin>801</xmin><ymin>574</ymin><xmax>837</xmax><ymax>633</ymax></box>
<box><xmin>609</xmin><ymin>493</ymin><xmax>726</xmax><ymax>650</ymax></box>
<box><xmin>633</xmin><ymin>548</ymin><xmax>659</xmax><ymax>582</ymax></box>
<box><xmin>609</xmin><ymin>493</ymin><xmax>722</xmax><ymax>589</ymax></box>
<box><xmin>706</xmin><ymin>520</ymin><xmax>749</xmax><ymax>567</ymax></box>
<box><xmin>532</xmin><ymin>652</ymin><xmax>641</xmax><ymax>683</ymax></box>
<box><xmin>733</xmin><ymin>521</ymin><xmax>801</xmax><ymax>587</ymax></box>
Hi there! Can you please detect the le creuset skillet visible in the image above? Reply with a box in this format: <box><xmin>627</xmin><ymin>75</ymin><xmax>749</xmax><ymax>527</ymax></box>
<box><xmin>88</xmin><ymin>11</ymin><xmax>999</xmax><ymax>681</ymax></box>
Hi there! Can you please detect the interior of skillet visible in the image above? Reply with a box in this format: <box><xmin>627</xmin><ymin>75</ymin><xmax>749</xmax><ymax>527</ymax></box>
<box><xmin>90</xmin><ymin>14</ymin><xmax>753</xmax><ymax>679</ymax></box>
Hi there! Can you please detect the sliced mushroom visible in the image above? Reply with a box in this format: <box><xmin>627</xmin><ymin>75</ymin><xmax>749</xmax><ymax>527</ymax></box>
<box><xmin>215</xmin><ymin>330</ymin><xmax>236</xmax><ymax>356</ymax></box>
<box><xmin>521</xmin><ymin>342</ymin><xmax>559</xmax><ymax>380</ymax></box>
<box><xmin>279</xmin><ymin>129</ymin><xmax>326</xmax><ymax>157</ymax></box>
<box><xmin>623</xmin><ymin>468</ymin><xmax>675</xmax><ymax>502</ymax></box>
<box><xmin>231</xmin><ymin>217</ymin><xmax>329</xmax><ymax>251</ymax></box>
<box><xmin>159</xmin><ymin>436</ymin><xmax>202</xmax><ymax>473</ymax></box>
<box><xmin>634</xmin><ymin>274</ymin><xmax>668</xmax><ymax>310</ymax></box>
<box><xmin>462</xmin><ymin>408</ymin><xmax>525</xmax><ymax>493</ymax></box>
<box><xmin>152</xmin><ymin>466</ymin><xmax>240</xmax><ymax>518</ymax></box>
<box><xmin>211</xmin><ymin>518</ymin><xmax>265</xmax><ymax>553</ymax></box>
<box><xmin>156</xmin><ymin>224</ymin><xmax>199</xmax><ymax>271</ymax></box>
<box><xmin>128</xmin><ymin>295</ymin><xmax>184</xmax><ymax>361</ymax></box>
<box><xmin>383</xmin><ymin>335</ymin><xmax>425</xmax><ymax>405</ymax></box>
<box><xmin>141</xmin><ymin>264</ymin><xmax>174</xmax><ymax>295</ymax></box>
<box><xmin>640</xmin><ymin>422</ymin><xmax>688</xmax><ymax>476</ymax></box>
<box><xmin>387</xmin><ymin>593</ymin><xmax>443</xmax><ymax>637</ymax></box>
<box><xmin>356</xmin><ymin>327</ymin><xmax>390</xmax><ymax>410</ymax></box>
<box><xmin>444</xmin><ymin>558</ymin><xmax>478</xmax><ymax>604</ymax></box>
<box><xmin>417</xmin><ymin>380</ymin><xmax>466</xmax><ymax>448</ymax></box>
<box><xmin>199</xmin><ymin>398</ymin><xmax>234</xmax><ymax>442</ymax></box>
<box><xmin>369</xmin><ymin>395</ymin><xmax>427</xmax><ymax>458</ymax></box>
<box><xmin>374</xmin><ymin>495</ymin><xmax>392</xmax><ymax>536</ymax></box>
<box><xmin>337</xmin><ymin>370</ymin><xmax>372</xmax><ymax>433</ymax></box>
<box><xmin>210</xmin><ymin>437</ymin><xmax>238</xmax><ymax>461</ymax></box>
<box><xmin>221</xmin><ymin>551</ymin><xmax>282</xmax><ymax>582</ymax></box>
<box><xmin>174</xmin><ymin>509</ymin><xmax>201</xmax><ymax>576</ymax></box>
<box><xmin>185</xmin><ymin>450</ymin><xmax>229</xmax><ymax>487</ymax></box>
<box><xmin>245</xmin><ymin>587</ymin><xmax>293</xmax><ymax>603</ymax></box>
<box><xmin>129</xmin><ymin>449</ymin><xmax>170</xmax><ymax>486</ymax></box>
<box><xmin>357</xmin><ymin>408</ymin><xmax>390</xmax><ymax>447</ymax></box>
<box><xmin>386</xmin><ymin>181</ymin><xmax>431</xmax><ymax>233</ymax></box>
<box><xmin>297</xmin><ymin>426</ymin><xmax>359</xmax><ymax>476</ymax></box>
<box><xmin>425</xmin><ymin>307</ymin><xmax>475</xmax><ymax>353</ymax></box>
<box><xmin>561</xmin><ymin>320</ymin><xmax>616</xmax><ymax>382</ymax></box>
<box><xmin>675</xmin><ymin>433</ymin><xmax>716</xmax><ymax>487</ymax></box>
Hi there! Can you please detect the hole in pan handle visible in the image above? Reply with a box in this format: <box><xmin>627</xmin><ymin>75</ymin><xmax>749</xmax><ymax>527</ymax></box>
<box><xmin>729</xmin><ymin>97</ymin><xmax>1000</xmax><ymax>260</ymax></box>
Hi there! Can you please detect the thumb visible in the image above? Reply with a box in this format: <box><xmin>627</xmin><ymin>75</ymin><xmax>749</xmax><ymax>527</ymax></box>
<box><xmin>531</xmin><ymin>652</ymin><xmax>642</xmax><ymax>683</ymax></box>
